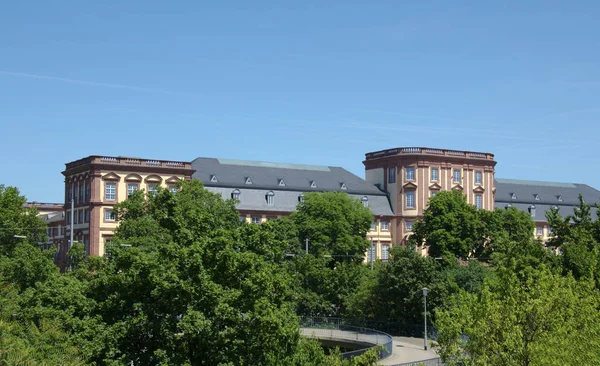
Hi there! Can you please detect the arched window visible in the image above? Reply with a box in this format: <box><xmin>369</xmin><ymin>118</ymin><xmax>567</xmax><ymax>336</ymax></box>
<box><xmin>362</xmin><ymin>196</ymin><xmax>369</xmax><ymax>208</ymax></box>
<box><xmin>298</xmin><ymin>193</ymin><xmax>304</xmax><ymax>203</ymax></box>
<box><xmin>231</xmin><ymin>189</ymin><xmax>240</xmax><ymax>200</ymax></box>
<box><xmin>266</xmin><ymin>191</ymin><xmax>274</xmax><ymax>205</ymax></box>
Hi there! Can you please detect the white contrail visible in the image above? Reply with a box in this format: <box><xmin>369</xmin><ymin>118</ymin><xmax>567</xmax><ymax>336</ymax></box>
<box><xmin>0</xmin><ymin>70</ymin><xmax>202</xmax><ymax>97</ymax></box>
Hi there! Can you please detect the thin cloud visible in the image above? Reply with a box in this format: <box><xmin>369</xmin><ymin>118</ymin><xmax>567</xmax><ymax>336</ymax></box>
<box><xmin>0</xmin><ymin>70</ymin><xmax>203</xmax><ymax>97</ymax></box>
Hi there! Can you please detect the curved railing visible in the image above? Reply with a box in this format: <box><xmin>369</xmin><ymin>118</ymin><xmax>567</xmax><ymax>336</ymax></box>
<box><xmin>300</xmin><ymin>317</ymin><xmax>393</xmax><ymax>360</ymax></box>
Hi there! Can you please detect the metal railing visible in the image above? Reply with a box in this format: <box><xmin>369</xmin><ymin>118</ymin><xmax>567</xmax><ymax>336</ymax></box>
<box><xmin>390</xmin><ymin>357</ymin><xmax>443</xmax><ymax>366</ymax></box>
<box><xmin>300</xmin><ymin>317</ymin><xmax>393</xmax><ymax>360</ymax></box>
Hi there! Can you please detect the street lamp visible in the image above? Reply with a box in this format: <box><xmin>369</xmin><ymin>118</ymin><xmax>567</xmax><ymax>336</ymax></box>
<box><xmin>423</xmin><ymin>287</ymin><xmax>429</xmax><ymax>350</ymax></box>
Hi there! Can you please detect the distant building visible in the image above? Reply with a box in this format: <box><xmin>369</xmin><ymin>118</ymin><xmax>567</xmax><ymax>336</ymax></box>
<box><xmin>363</xmin><ymin>147</ymin><xmax>497</xmax><ymax>247</ymax></box>
<box><xmin>24</xmin><ymin>202</ymin><xmax>64</xmax><ymax>216</ymax></box>
<box><xmin>191</xmin><ymin>157</ymin><xmax>395</xmax><ymax>261</ymax></box>
<box><xmin>494</xmin><ymin>178</ymin><xmax>600</xmax><ymax>242</ymax></box>
<box><xmin>61</xmin><ymin>156</ymin><xmax>194</xmax><ymax>261</ymax></box>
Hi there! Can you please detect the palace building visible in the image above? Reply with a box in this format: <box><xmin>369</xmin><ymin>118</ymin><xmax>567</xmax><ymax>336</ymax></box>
<box><xmin>52</xmin><ymin>148</ymin><xmax>600</xmax><ymax>265</ymax></box>
<box><xmin>60</xmin><ymin>156</ymin><xmax>194</xmax><ymax>263</ymax></box>
<box><xmin>363</xmin><ymin>147</ymin><xmax>497</xmax><ymax>245</ymax></box>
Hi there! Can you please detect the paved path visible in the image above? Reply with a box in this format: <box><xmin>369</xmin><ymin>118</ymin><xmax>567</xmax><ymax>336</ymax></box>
<box><xmin>379</xmin><ymin>337</ymin><xmax>439</xmax><ymax>365</ymax></box>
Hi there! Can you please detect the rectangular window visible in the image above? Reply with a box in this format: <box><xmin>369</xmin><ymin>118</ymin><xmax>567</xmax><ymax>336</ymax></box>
<box><xmin>67</xmin><ymin>187</ymin><xmax>72</xmax><ymax>202</ymax></box>
<box><xmin>266</xmin><ymin>194</ymin><xmax>274</xmax><ymax>205</ymax></box>
<box><xmin>431</xmin><ymin>168</ymin><xmax>439</xmax><ymax>182</ymax></box>
<box><xmin>406</xmin><ymin>221</ymin><xmax>414</xmax><ymax>231</ymax></box>
<box><xmin>78</xmin><ymin>209</ymin><xmax>84</xmax><ymax>224</ymax></box>
<box><xmin>475</xmin><ymin>195</ymin><xmax>482</xmax><ymax>209</ymax></box>
<box><xmin>453</xmin><ymin>169</ymin><xmax>461</xmax><ymax>183</ymax></box>
<box><xmin>475</xmin><ymin>171</ymin><xmax>482</xmax><ymax>185</ymax></box>
<box><xmin>406</xmin><ymin>191</ymin><xmax>415</xmax><ymax>208</ymax></box>
<box><xmin>389</xmin><ymin>167</ymin><xmax>396</xmax><ymax>183</ymax></box>
<box><xmin>381</xmin><ymin>244</ymin><xmax>389</xmax><ymax>260</ymax></box>
<box><xmin>127</xmin><ymin>184</ymin><xmax>138</xmax><ymax>196</ymax></box>
<box><xmin>381</xmin><ymin>221</ymin><xmax>389</xmax><ymax>231</ymax></box>
<box><xmin>252</xmin><ymin>216</ymin><xmax>261</xmax><ymax>224</ymax></box>
<box><xmin>74</xmin><ymin>186</ymin><xmax>79</xmax><ymax>204</ymax></box>
<box><xmin>147</xmin><ymin>185</ymin><xmax>157</xmax><ymax>197</ymax></box>
<box><xmin>169</xmin><ymin>186</ymin><xmax>178</xmax><ymax>194</ymax></box>
<box><xmin>105</xmin><ymin>183</ymin><xmax>116</xmax><ymax>201</ymax></box>
<box><xmin>61</xmin><ymin>227</ymin><xmax>65</xmax><ymax>236</ymax></box>
<box><xmin>536</xmin><ymin>226</ymin><xmax>543</xmax><ymax>236</ymax></box>
<box><xmin>406</xmin><ymin>167</ymin><xmax>415</xmax><ymax>181</ymax></box>
<box><xmin>84</xmin><ymin>209</ymin><xmax>90</xmax><ymax>223</ymax></box>
<box><xmin>105</xmin><ymin>209</ymin><xmax>114</xmax><ymax>221</ymax></box>
<box><xmin>239</xmin><ymin>215</ymin><xmax>246</xmax><ymax>222</ymax></box>
<box><xmin>85</xmin><ymin>183</ymin><xmax>91</xmax><ymax>202</ymax></box>
<box><xmin>548</xmin><ymin>227</ymin><xmax>553</xmax><ymax>235</ymax></box>
<box><xmin>430</xmin><ymin>191</ymin><xmax>437</xmax><ymax>198</ymax></box>
<box><xmin>368</xmin><ymin>245</ymin><xmax>375</xmax><ymax>262</ymax></box>
<box><xmin>370</xmin><ymin>222</ymin><xmax>376</xmax><ymax>231</ymax></box>
<box><xmin>78</xmin><ymin>183</ymin><xmax>84</xmax><ymax>203</ymax></box>
<box><xmin>74</xmin><ymin>210</ymin><xmax>78</xmax><ymax>224</ymax></box>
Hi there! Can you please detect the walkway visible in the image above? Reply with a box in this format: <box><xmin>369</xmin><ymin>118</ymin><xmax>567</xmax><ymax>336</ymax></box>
<box><xmin>379</xmin><ymin>337</ymin><xmax>439</xmax><ymax>365</ymax></box>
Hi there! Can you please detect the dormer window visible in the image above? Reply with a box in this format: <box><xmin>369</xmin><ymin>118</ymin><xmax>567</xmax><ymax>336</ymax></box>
<box><xmin>278</xmin><ymin>179</ymin><xmax>285</xmax><ymax>187</ymax></box>
<box><xmin>511</xmin><ymin>193</ymin><xmax>517</xmax><ymax>200</ymax></box>
<box><xmin>245</xmin><ymin>177</ymin><xmax>252</xmax><ymax>185</ymax></box>
<box><xmin>310</xmin><ymin>181</ymin><xmax>317</xmax><ymax>188</ymax></box>
<box><xmin>534</xmin><ymin>194</ymin><xmax>540</xmax><ymax>201</ymax></box>
<box><xmin>557</xmin><ymin>195</ymin><xmax>563</xmax><ymax>202</ymax></box>
<box><xmin>361</xmin><ymin>196</ymin><xmax>369</xmax><ymax>208</ymax></box>
<box><xmin>266</xmin><ymin>191</ymin><xmax>274</xmax><ymax>205</ymax></box>
<box><xmin>298</xmin><ymin>193</ymin><xmax>304</xmax><ymax>203</ymax></box>
<box><xmin>340</xmin><ymin>182</ymin><xmax>347</xmax><ymax>190</ymax></box>
<box><xmin>231</xmin><ymin>189</ymin><xmax>240</xmax><ymax>200</ymax></box>
<box><xmin>210</xmin><ymin>175</ymin><xmax>218</xmax><ymax>183</ymax></box>
<box><xmin>529</xmin><ymin>205</ymin><xmax>536</xmax><ymax>217</ymax></box>
<box><xmin>505</xmin><ymin>203</ymin><xmax>512</xmax><ymax>209</ymax></box>
<box><xmin>553</xmin><ymin>205</ymin><xmax>559</xmax><ymax>210</ymax></box>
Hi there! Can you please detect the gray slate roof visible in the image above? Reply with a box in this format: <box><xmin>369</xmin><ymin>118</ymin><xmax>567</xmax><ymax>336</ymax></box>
<box><xmin>192</xmin><ymin>157</ymin><xmax>393</xmax><ymax>216</ymax></box>
<box><xmin>494</xmin><ymin>178</ymin><xmax>600</xmax><ymax>222</ymax></box>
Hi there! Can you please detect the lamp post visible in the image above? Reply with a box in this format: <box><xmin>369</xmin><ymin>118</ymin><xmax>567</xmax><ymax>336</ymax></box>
<box><xmin>423</xmin><ymin>287</ymin><xmax>429</xmax><ymax>350</ymax></box>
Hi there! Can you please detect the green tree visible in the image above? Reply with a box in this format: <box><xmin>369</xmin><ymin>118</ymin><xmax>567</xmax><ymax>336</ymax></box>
<box><xmin>436</xmin><ymin>266</ymin><xmax>600</xmax><ymax>366</ymax></box>
<box><xmin>547</xmin><ymin>195</ymin><xmax>600</xmax><ymax>282</ymax></box>
<box><xmin>0</xmin><ymin>185</ymin><xmax>47</xmax><ymax>255</ymax></box>
<box><xmin>409</xmin><ymin>191</ymin><xmax>487</xmax><ymax>259</ymax></box>
<box><xmin>292</xmin><ymin>192</ymin><xmax>373</xmax><ymax>262</ymax></box>
<box><xmin>346</xmin><ymin>247</ymin><xmax>453</xmax><ymax>324</ymax></box>
<box><xmin>88</xmin><ymin>179</ymin><xmax>302</xmax><ymax>365</ymax></box>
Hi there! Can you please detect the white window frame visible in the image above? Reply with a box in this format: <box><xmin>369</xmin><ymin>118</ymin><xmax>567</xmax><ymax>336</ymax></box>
<box><xmin>362</xmin><ymin>196</ymin><xmax>369</xmax><ymax>208</ymax></box>
<box><xmin>406</xmin><ymin>191</ymin><xmax>415</xmax><ymax>208</ymax></box>
<box><xmin>105</xmin><ymin>209</ymin><xmax>115</xmax><ymax>221</ymax></box>
<box><xmin>406</xmin><ymin>167</ymin><xmax>415</xmax><ymax>181</ymax></box>
<box><xmin>381</xmin><ymin>244</ymin><xmax>389</xmax><ymax>260</ymax></box>
<box><xmin>266</xmin><ymin>191</ymin><xmax>274</xmax><ymax>205</ymax></box>
<box><xmin>232</xmin><ymin>189</ymin><xmax>240</xmax><ymax>200</ymax></box>
<box><xmin>431</xmin><ymin>168</ymin><xmax>438</xmax><ymax>182</ymax></box>
<box><xmin>127</xmin><ymin>183</ymin><xmax>138</xmax><ymax>196</ymax></box>
<box><xmin>536</xmin><ymin>226</ymin><xmax>543</xmax><ymax>236</ymax></box>
<box><xmin>475</xmin><ymin>171</ymin><xmax>482</xmax><ymax>185</ymax></box>
<box><xmin>147</xmin><ymin>185</ymin><xmax>158</xmax><ymax>197</ymax></box>
<box><xmin>453</xmin><ymin>169</ymin><xmax>461</xmax><ymax>184</ymax></box>
<box><xmin>381</xmin><ymin>221</ymin><xmax>389</xmax><ymax>231</ymax></box>
<box><xmin>406</xmin><ymin>221</ymin><xmax>414</xmax><ymax>231</ymax></box>
<box><xmin>252</xmin><ymin>216</ymin><xmax>261</xmax><ymax>224</ymax></box>
<box><xmin>475</xmin><ymin>195</ymin><xmax>482</xmax><ymax>209</ymax></box>
<box><xmin>105</xmin><ymin>183</ymin><xmax>116</xmax><ymax>201</ymax></box>
<box><xmin>370</xmin><ymin>222</ymin><xmax>376</xmax><ymax>231</ymax></box>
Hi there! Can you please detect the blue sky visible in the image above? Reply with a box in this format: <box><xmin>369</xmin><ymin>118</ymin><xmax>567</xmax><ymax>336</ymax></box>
<box><xmin>1</xmin><ymin>1</ymin><xmax>599</xmax><ymax>202</ymax></box>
